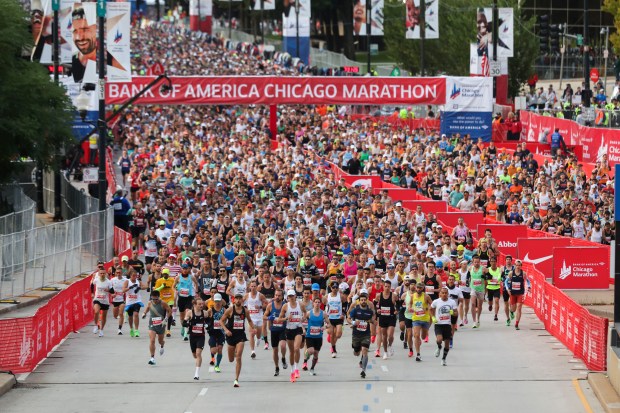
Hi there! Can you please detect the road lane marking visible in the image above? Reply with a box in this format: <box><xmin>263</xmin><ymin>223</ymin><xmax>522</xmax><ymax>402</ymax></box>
<box><xmin>387</xmin><ymin>386</ymin><xmax>394</xmax><ymax>393</ymax></box>
<box><xmin>366</xmin><ymin>383</ymin><xmax>372</xmax><ymax>390</ymax></box>
<box><xmin>199</xmin><ymin>387</ymin><xmax>208</xmax><ymax>396</ymax></box>
<box><xmin>381</xmin><ymin>365</ymin><xmax>388</xmax><ymax>372</ymax></box>
<box><xmin>572</xmin><ymin>378</ymin><xmax>594</xmax><ymax>413</ymax></box>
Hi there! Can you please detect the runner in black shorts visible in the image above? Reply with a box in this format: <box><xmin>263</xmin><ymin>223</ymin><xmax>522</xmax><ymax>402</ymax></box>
<box><xmin>206</xmin><ymin>293</ymin><xmax>226</xmax><ymax>373</ymax></box>
<box><xmin>347</xmin><ymin>289</ymin><xmax>376</xmax><ymax>379</ymax></box>
<box><xmin>220</xmin><ymin>293</ymin><xmax>256</xmax><ymax>387</ymax></box>
<box><xmin>184</xmin><ymin>297</ymin><xmax>207</xmax><ymax>380</ymax></box>
<box><xmin>264</xmin><ymin>289</ymin><xmax>288</xmax><ymax>376</ymax></box>
<box><xmin>376</xmin><ymin>279</ymin><xmax>398</xmax><ymax>359</ymax></box>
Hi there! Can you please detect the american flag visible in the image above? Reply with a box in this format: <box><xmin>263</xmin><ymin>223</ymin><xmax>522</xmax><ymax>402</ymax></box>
<box><xmin>481</xmin><ymin>54</ymin><xmax>490</xmax><ymax>77</ymax></box>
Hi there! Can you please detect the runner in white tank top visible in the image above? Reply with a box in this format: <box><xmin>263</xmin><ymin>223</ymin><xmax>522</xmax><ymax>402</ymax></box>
<box><xmin>244</xmin><ymin>280</ymin><xmax>267</xmax><ymax>359</ymax></box>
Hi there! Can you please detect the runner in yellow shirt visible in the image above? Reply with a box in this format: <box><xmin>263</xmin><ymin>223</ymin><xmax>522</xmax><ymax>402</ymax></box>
<box><xmin>154</xmin><ymin>268</ymin><xmax>175</xmax><ymax>337</ymax></box>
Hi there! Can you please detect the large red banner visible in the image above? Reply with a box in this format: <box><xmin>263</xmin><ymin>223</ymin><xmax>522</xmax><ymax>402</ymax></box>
<box><xmin>107</xmin><ymin>76</ymin><xmax>447</xmax><ymax>106</ymax></box>
<box><xmin>0</xmin><ymin>276</ymin><xmax>94</xmax><ymax>374</ymax></box>
<box><xmin>552</xmin><ymin>247</ymin><xmax>610</xmax><ymax>290</ymax></box>
<box><xmin>402</xmin><ymin>200</ymin><xmax>447</xmax><ymax>215</ymax></box>
<box><xmin>477</xmin><ymin>224</ymin><xmax>527</xmax><ymax>258</ymax></box>
<box><xmin>517</xmin><ymin>237</ymin><xmax>571</xmax><ymax>278</ymax></box>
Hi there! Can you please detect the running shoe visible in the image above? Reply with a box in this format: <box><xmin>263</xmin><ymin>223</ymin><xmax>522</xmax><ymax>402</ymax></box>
<box><xmin>360</xmin><ymin>370</ymin><xmax>366</xmax><ymax>379</ymax></box>
<box><xmin>171</xmin><ymin>319</ymin><xmax>176</xmax><ymax>326</ymax></box>
<box><xmin>424</xmin><ymin>336</ymin><xmax>428</xmax><ymax>343</ymax></box>
<box><xmin>117</xmin><ymin>329</ymin><xmax>123</xmax><ymax>336</ymax></box>
<box><xmin>400</xmin><ymin>331</ymin><xmax>405</xmax><ymax>341</ymax></box>
<box><xmin>383</xmin><ymin>353</ymin><xmax>388</xmax><ymax>360</ymax></box>
<box><xmin>408</xmin><ymin>350</ymin><xmax>413</xmax><ymax>358</ymax></box>
<box><xmin>194</xmin><ymin>376</ymin><xmax>199</xmax><ymax>381</ymax></box>
<box><xmin>165</xmin><ymin>330</ymin><xmax>171</xmax><ymax>338</ymax></box>
<box><xmin>510</xmin><ymin>311</ymin><xmax>515</xmax><ymax>320</ymax></box>
<box><xmin>403</xmin><ymin>342</ymin><xmax>408</xmax><ymax>349</ymax></box>
<box><xmin>389</xmin><ymin>346</ymin><xmax>394</xmax><ymax>357</ymax></box>
<box><xmin>214</xmin><ymin>366</ymin><xmax>221</xmax><ymax>373</ymax></box>
<box><xmin>327</xmin><ymin>333</ymin><xmax>331</xmax><ymax>343</ymax></box>
<box><xmin>371</xmin><ymin>335</ymin><xmax>376</xmax><ymax>344</ymax></box>
<box><xmin>148</xmin><ymin>357</ymin><xmax>155</xmax><ymax>365</ymax></box>
<box><xmin>290</xmin><ymin>372</ymin><xmax>296</xmax><ymax>383</ymax></box>
<box><xmin>302</xmin><ymin>362</ymin><xmax>308</xmax><ymax>371</ymax></box>
<box><xmin>477</xmin><ymin>322</ymin><xmax>481</xmax><ymax>328</ymax></box>
<box><xmin>488</xmin><ymin>303</ymin><xmax>492</xmax><ymax>312</ymax></box>
<box><xmin>459</xmin><ymin>323</ymin><xmax>464</xmax><ymax>327</ymax></box>
<box><xmin>130</xmin><ymin>329</ymin><xmax>135</xmax><ymax>337</ymax></box>
<box><xmin>93</xmin><ymin>326</ymin><xmax>99</xmax><ymax>334</ymax></box>
<box><xmin>310</xmin><ymin>369</ymin><xmax>316</xmax><ymax>376</ymax></box>
<box><xmin>210</xmin><ymin>357</ymin><xmax>215</xmax><ymax>366</ymax></box>
<box><xmin>98</xmin><ymin>331</ymin><xmax>104</xmax><ymax>337</ymax></box>
<box><xmin>434</xmin><ymin>347</ymin><xmax>441</xmax><ymax>357</ymax></box>
<box><xmin>264</xmin><ymin>343</ymin><xmax>269</xmax><ymax>350</ymax></box>
<box><xmin>375</xmin><ymin>349</ymin><xmax>380</xmax><ymax>358</ymax></box>
<box><xmin>184</xmin><ymin>335</ymin><xmax>189</xmax><ymax>342</ymax></box>
<box><xmin>134</xmin><ymin>330</ymin><xmax>140</xmax><ymax>338</ymax></box>
<box><xmin>441</xmin><ymin>359</ymin><xmax>447</xmax><ymax>366</ymax></box>
<box><xmin>506</xmin><ymin>319</ymin><xmax>511</xmax><ymax>326</ymax></box>
<box><xmin>464</xmin><ymin>317</ymin><xmax>469</xmax><ymax>325</ymax></box>
<box><xmin>415</xmin><ymin>355</ymin><xmax>422</xmax><ymax>362</ymax></box>
<box><xmin>234</xmin><ymin>379</ymin><xmax>240</xmax><ymax>387</ymax></box>
<box><xmin>331</xmin><ymin>351</ymin><xmax>337</xmax><ymax>359</ymax></box>
<box><xmin>274</xmin><ymin>367</ymin><xmax>279</xmax><ymax>377</ymax></box>
<box><xmin>493</xmin><ymin>315</ymin><xmax>498</xmax><ymax>322</ymax></box>
<box><xmin>515</xmin><ymin>324</ymin><xmax>520</xmax><ymax>330</ymax></box>
<box><xmin>294</xmin><ymin>369</ymin><xmax>300</xmax><ymax>379</ymax></box>
<box><xmin>251</xmin><ymin>351</ymin><xmax>256</xmax><ymax>359</ymax></box>
<box><xmin>282</xmin><ymin>357</ymin><xmax>288</xmax><ymax>369</ymax></box>
<box><xmin>160</xmin><ymin>347</ymin><xmax>165</xmax><ymax>356</ymax></box>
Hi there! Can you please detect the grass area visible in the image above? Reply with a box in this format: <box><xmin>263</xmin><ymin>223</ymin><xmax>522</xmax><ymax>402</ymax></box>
<box><xmin>354</xmin><ymin>50</ymin><xmax>394</xmax><ymax>63</ymax></box>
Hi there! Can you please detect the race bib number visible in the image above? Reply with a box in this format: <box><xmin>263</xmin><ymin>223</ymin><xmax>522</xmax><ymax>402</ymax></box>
<box><xmin>439</xmin><ymin>314</ymin><xmax>450</xmax><ymax>321</ymax></box>
<box><xmin>415</xmin><ymin>310</ymin><xmax>426</xmax><ymax>316</ymax></box>
<box><xmin>192</xmin><ymin>324</ymin><xmax>204</xmax><ymax>334</ymax></box>
<box><xmin>217</xmin><ymin>284</ymin><xmax>226</xmax><ymax>293</ymax></box>
<box><xmin>512</xmin><ymin>282</ymin><xmax>521</xmax><ymax>290</ymax></box>
<box><xmin>473</xmin><ymin>280</ymin><xmax>482</xmax><ymax>286</ymax></box>
<box><xmin>425</xmin><ymin>286</ymin><xmax>434</xmax><ymax>293</ymax></box>
<box><xmin>318</xmin><ymin>269</ymin><xmax>324</xmax><ymax>275</ymax></box>
<box><xmin>460</xmin><ymin>280</ymin><xmax>466</xmax><ymax>286</ymax></box>
<box><xmin>213</xmin><ymin>320</ymin><xmax>221</xmax><ymax>329</ymax></box>
<box><xmin>152</xmin><ymin>317</ymin><xmax>163</xmax><ymax>326</ymax></box>
<box><xmin>179</xmin><ymin>288</ymin><xmax>190</xmax><ymax>297</ymax></box>
<box><xmin>290</xmin><ymin>316</ymin><xmax>301</xmax><ymax>324</ymax></box>
<box><xmin>95</xmin><ymin>293</ymin><xmax>106</xmax><ymax>300</ymax></box>
<box><xmin>114</xmin><ymin>292</ymin><xmax>124</xmax><ymax>301</ymax></box>
<box><xmin>329</xmin><ymin>308</ymin><xmax>339</xmax><ymax>315</ymax></box>
<box><xmin>357</xmin><ymin>321</ymin><xmax>368</xmax><ymax>331</ymax></box>
<box><xmin>272</xmin><ymin>320</ymin><xmax>283</xmax><ymax>328</ymax></box>
<box><xmin>488</xmin><ymin>280</ymin><xmax>498</xmax><ymax>285</ymax></box>
<box><xmin>309</xmin><ymin>326</ymin><xmax>321</xmax><ymax>335</ymax></box>
<box><xmin>380</xmin><ymin>307</ymin><xmax>390</xmax><ymax>316</ymax></box>
<box><xmin>128</xmin><ymin>293</ymin><xmax>138</xmax><ymax>301</ymax></box>
<box><xmin>203</xmin><ymin>288</ymin><xmax>210</xmax><ymax>295</ymax></box>
<box><xmin>249</xmin><ymin>308</ymin><xmax>260</xmax><ymax>315</ymax></box>
<box><xmin>303</xmin><ymin>278</ymin><xmax>311</xmax><ymax>286</ymax></box>
<box><xmin>233</xmin><ymin>316</ymin><xmax>244</xmax><ymax>329</ymax></box>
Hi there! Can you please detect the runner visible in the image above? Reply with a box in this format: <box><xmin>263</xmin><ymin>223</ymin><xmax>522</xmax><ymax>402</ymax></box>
<box><xmin>347</xmin><ymin>289</ymin><xmax>376</xmax><ymax>379</ymax></box>
<box><xmin>183</xmin><ymin>297</ymin><xmax>207</xmax><ymax>379</ymax></box>
<box><xmin>468</xmin><ymin>255</ymin><xmax>486</xmax><ymax>328</ymax></box>
<box><xmin>305</xmin><ymin>297</ymin><xmax>330</xmax><ymax>375</ymax></box>
<box><xmin>154</xmin><ymin>268</ymin><xmax>175</xmax><ymax>337</ymax></box>
<box><xmin>457</xmin><ymin>260</ymin><xmax>471</xmax><ymax>326</ymax></box>
<box><xmin>206</xmin><ymin>293</ymin><xmax>226</xmax><ymax>373</ymax></box>
<box><xmin>264</xmin><ymin>289</ymin><xmax>288</xmax><ymax>376</ymax></box>
<box><xmin>376</xmin><ymin>279</ymin><xmax>398</xmax><ymax>359</ymax></box>
<box><xmin>91</xmin><ymin>268</ymin><xmax>112</xmax><ymax>337</ymax></box>
<box><xmin>506</xmin><ymin>259</ymin><xmax>529</xmax><ymax>330</ymax></box>
<box><xmin>431</xmin><ymin>287</ymin><xmax>459</xmax><ymax>366</ymax></box>
<box><xmin>220</xmin><ymin>292</ymin><xmax>257</xmax><ymax>387</ymax></box>
<box><xmin>397</xmin><ymin>274</ymin><xmax>412</xmax><ymax>349</ymax></box>
<box><xmin>259</xmin><ymin>271</ymin><xmax>276</xmax><ymax>349</ymax></box>
<box><xmin>278</xmin><ymin>290</ymin><xmax>307</xmax><ymax>383</ymax></box>
<box><xmin>408</xmin><ymin>282</ymin><xmax>433</xmax><ymax>361</ymax></box>
<box><xmin>124</xmin><ymin>271</ymin><xmax>144</xmax><ymax>337</ymax></box>
<box><xmin>110</xmin><ymin>268</ymin><xmax>128</xmax><ymax>335</ymax></box>
<box><xmin>324</xmin><ymin>280</ymin><xmax>345</xmax><ymax>358</ymax></box>
<box><xmin>244</xmin><ymin>280</ymin><xmax>268</xmax><ymax>359</ymax></box>
<box><xmin>142</xmin><ymin>290</ymin><xmax>172</xmax><ymax>365</ymax></box>
<box><xmin>174</xmin><ymin>264</ymin><xmax>198</xmax><ymax>340</ymax></box>
<box><xmin>501</xmin><ymin>255</ymin><xmax>515</xmax><ymax>326</ymax></box>
<box><xmin>486</xmin><ymin>257</ymin><xmax>502</xmax><ymax>322</ymax></box>
<box><xmin>446</xmin><ymin>275</ymin><xmax>464</xmax><ymax>348</ymax></box>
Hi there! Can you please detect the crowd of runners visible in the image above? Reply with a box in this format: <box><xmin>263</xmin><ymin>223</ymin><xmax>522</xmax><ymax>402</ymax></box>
<box><xmin>90</xmin><ymin>20</ymin><xmax>615</xmax><ymax>387</ymax></box>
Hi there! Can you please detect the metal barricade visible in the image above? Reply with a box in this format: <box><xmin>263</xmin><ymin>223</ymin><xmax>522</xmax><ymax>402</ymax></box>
<box><xmin>0</xmin><ymin>208</ymin><xmax>113</xmax><ymax>299</ymax></box>
<box><xmin>0</xmin><ymin>184</ymin><xmax>36</xmax><ymax>235</ymax></box>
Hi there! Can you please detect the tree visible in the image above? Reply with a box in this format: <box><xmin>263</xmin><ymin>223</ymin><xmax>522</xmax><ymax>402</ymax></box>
<box><xmin>603</xmin><ymin>0</ymin><xmax>620</xmax><ymax>54</ymax></box>
<box><xmin>382</xmin><ymin>0</ymin><xmax>538</xmax><ymax>99</ymax></box>
<box><xmin>0</xmin><ymin>0</ymin><xmax>74</xmax><ymax>183</ymax></box>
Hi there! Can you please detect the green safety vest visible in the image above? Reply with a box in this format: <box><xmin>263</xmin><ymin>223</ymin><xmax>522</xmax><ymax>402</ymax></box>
<box><xmin>487</xmin><ymin>267</ymin><xmax>501</xmax><ymax>290</ymax></box>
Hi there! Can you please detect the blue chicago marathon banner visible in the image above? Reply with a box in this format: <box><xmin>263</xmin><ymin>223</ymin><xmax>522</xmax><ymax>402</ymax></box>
<box><xmin>282</xmin><ymin>0</ymin><xmax>310</xmax><ymax>64</ymax></box>
<box><xmin>440</xmin><ymin>77</ymin><xmax>493</xmax><ymax>141</ymax></box>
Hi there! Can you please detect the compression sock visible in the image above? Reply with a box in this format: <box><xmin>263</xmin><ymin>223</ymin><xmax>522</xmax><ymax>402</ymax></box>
<box><xmin>311</xmin><ymin>355</ymin><xmax>318</xmax><ymax>369</ymax></box>
<box><xmin>216</xmin><ymin>353</ymin><xmax>223</xmax><ymax>367</ymax></box>
<box><xmin>361</xmin><ymin>355</ymin><xmax>369</xmax><ymax>370</ymax></box>
<box><xmin>443</xmin><ymin>348</ymin><xmax>449</xmax><ymax>360</ymax></box>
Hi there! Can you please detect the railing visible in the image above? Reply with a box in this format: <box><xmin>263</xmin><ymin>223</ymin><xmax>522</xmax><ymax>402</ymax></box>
<box><xmin>0</xmin><ymin>184</ymin><xmax>36</xmax><ymax>235</ymax></box>
<box><xmin>522</xmin><ymin>107</ymin><xmax>620</xmax><ymax>129</ymax></box>
<box><xmin>0</xmin><ymin>208</ymin><xmax>113</xmax><ymax>300</ymax></box>
<box><xmin>43</xmin><ymin>170</ymin><xmax>99</xmax><ymax>220</ymax></box>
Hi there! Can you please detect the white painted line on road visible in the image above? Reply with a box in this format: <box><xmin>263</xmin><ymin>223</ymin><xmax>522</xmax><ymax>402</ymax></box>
<box><xmin>387</xmin><ymin>386</ymin><xmax>394</xmax><ymax>394</ymax></box>
<box><xmin>199</xmin><ymin>387</ymin><xmax>208</xmax><ymax>396</ymax></box>
<box><xmin>381</xmin><ymin>365</ymin><xmax>388</xmax><ymax>372</ymax></box>
<box><xmin>385</xmin><ymin>410</ymin><xmax>392</xmax><ymax>413</ymax></box>
<box><xmin>208</xmin><ymin>367</ymin><xmax>214</xmax><ymax>373</ymax></box>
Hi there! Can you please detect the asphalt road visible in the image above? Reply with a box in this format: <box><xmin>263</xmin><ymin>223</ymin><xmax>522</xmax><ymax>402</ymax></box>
<box><xmin>1</xmin><ymin>302</ymin><xmax>604</xmax><ymax>413</ymax></box>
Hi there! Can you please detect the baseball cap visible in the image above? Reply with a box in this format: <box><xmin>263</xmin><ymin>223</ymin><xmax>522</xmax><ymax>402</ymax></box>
<box><xmin>457</xmin><ymin>245</ymin><xmax>465</xmax><ymax>251</ymax></box>
<box><xmin>359</xmin><ymin>289</ymin><xmax>369</xmax><ymax>296</ymax></box>
<box><xmin>162</xmin><ymin>268</ymin><xmax>170</xmax><ymax>275</ymax></box>
<box><xmin>234</xmin><ymin>292</ymin><xmax>244</xmax><ymax>298</ymax></box>
<box><xmin>181</xmin><ymin>263</ymin><xmax>189</xmax><ymax>269</ymax></box>
<box><xmin>404</xmin><ymin>274</ymin><xmax>413</xmax><ymax>281</ymax></box>
<box><xmin>159</xmin><ymin>220</ymin><xmax>166</xmax><ymax>225</ymax></box>
<box><xmin>121</xmin><ymin>255</ymin><xmax>129</xmax><ymax>262</ymax></box>
<box><xmin>311</xmin><ymin>283</ymin><xmax>320</xmax><ymax>291</ymax></box>
<box><xmin>286</xmin><ymin>289</ymin><xmax>296</xmax><ymax>297</ymax></box>
<box><xmin>213</xmin><ymin>293</ymin><xmax>223</xmax><ymax>301</ymax></box>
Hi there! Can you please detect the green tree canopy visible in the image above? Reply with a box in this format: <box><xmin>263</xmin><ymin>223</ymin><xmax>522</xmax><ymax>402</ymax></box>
<box><xmin>0</xmin><ymin>0</ymin><xmax>74</xmax><ymax>183</ymax></box>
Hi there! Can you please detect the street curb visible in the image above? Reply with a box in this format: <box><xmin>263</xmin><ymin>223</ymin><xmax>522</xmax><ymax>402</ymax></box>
<box><xmin>0</xmin><ymin>373</ymin><xmax>17</xmax><ymax>397</ymax></box>
<box><xmin>588</xmin><ymin>372</ymin><xmax>620</xmax><ymax>413</ymax></box>
<box><xmin>0</xmin><ymin>291</ymin><xmax>58</xmax><ymax>316</ymax></box>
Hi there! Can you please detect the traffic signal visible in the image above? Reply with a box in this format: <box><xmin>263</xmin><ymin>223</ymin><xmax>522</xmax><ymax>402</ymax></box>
<box><xmin>539</xmin><ymin>15</ymin><xmax>549</xmax><ymax>54</ymax></box>
<box><xmin>549</xmin><ymin>24</ymin><xmax>560</xmax><ymax>53</ymax></box>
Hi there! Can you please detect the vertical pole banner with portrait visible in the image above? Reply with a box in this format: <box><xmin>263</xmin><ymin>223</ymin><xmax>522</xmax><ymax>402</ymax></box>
<box><xmin>405</xmin><ymin>0</ymin><xmax>438</xmax><ymax>40</ymax></box>
<box><xmin>70</xmin><ymin>2</ymin><xmax>97</xmax><ymax>84</ymax></box>
<box><xmin>352</xmin><ymin>0</ymin><xmax>384</xmax><ymax>37</ymax></box>
<box><xmin>253</xmin><ymin>0</ymin><xmax>275</xmax><ymax>10</ymax></box>
<box><xmin>190</xmin><ymin>0</ymin><xmax>213</xmax><ymax>33</ymax></box>
<box><xmin>282</xmin><ymin>0</ymin><xmax>311</xmax><ymax>64</ymax></box>
<box><xmin>30</xmin><ymin>0</ymin><xmax>73</xmax><ymax>63</ymax></box>
<box><xmin>475</xmin><ymin>7</ymin><xmax>513</xmax><ymax>59</ymax></box>
<box><xmin>440</xmin><ymin>77</ymin><xmax>493</xmax><ymax>141</ymax></box>
<box><xmin>106</xmin><ymin>2</ymin><xmax>132</xmax><ymax>83</ymax></box>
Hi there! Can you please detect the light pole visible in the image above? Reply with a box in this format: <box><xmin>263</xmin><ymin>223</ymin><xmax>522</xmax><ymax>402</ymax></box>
<box><xmin>366</xmin><ymin>0</ymin><xmax>371</xmax><ymax>74</ymax></box>
<box><xmin>602</xmin><ymin>27</ymin><xmax>610</xmax><ymax>96</ymax></box>
<box><xmin>52</xmin><ymin>0</ymin><xmax>62</xmax><ymax>221</ymax></box>
<box><xmin>228</xmin><ymin>0</ymin><xmax>232</xmax><ymax>38</ymax></box>
<box><xmin>97</xmin><ymin>0</ymin><xmax>106</xmax><ymax>212</ymax></box>
<box><xmin>295</xmin><ymin>0</ymin><xmax>300</xmax><ymax>60</ymax></box>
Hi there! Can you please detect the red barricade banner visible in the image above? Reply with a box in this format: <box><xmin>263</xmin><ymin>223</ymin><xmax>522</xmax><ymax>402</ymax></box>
<box><xmin>436</xmin><ymin>212</ymin><xmax>485</xmax><ymax>238</ymax></box>
<box><xmin>0</xmin><ymin>276</ymin><xmax>94</xmax><ymax>374</ymax></box>
<box><xmin>385</xmin><ymin>189</ymin><xmax>420</xmax><ymax>202</ymax></box>
<box><xmin>349</xmin><ymin>115</ymin><xmax>441</xmax><ymax>132</ymax></box>
<box><xmin>107</xmin><ymin>76</ymin><xmax>447</xmax><ymax>106</ymax></box>
<box><xmin>552</xmin><ymin>247</ymin><xmax>610</xmax><ymax>289</ymax></box>
<box><xmin>477</xmin><ymin>224</ymin><xmax>527</xmax><ymax>257</ymax></box>
<box><xmin>340</xmin><ymin>175</ymin><xmax>383</xmax><ymax>190</ymax></box>
<box><xmin>517</xmin><ymin>237</ymin><xmax>571</xmax><ymax>278</ymax></box>
<box><xmin>401</xmin><ymin>200</ymin><xmax>447</xmax><ymax>215</ymax></box>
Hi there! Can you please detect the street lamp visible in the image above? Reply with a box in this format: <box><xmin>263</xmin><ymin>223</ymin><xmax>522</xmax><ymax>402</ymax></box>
<box><xmin>601</xmin><ymin>27</ymin><xmax>610</xmax><ymax>95</ymax></box>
